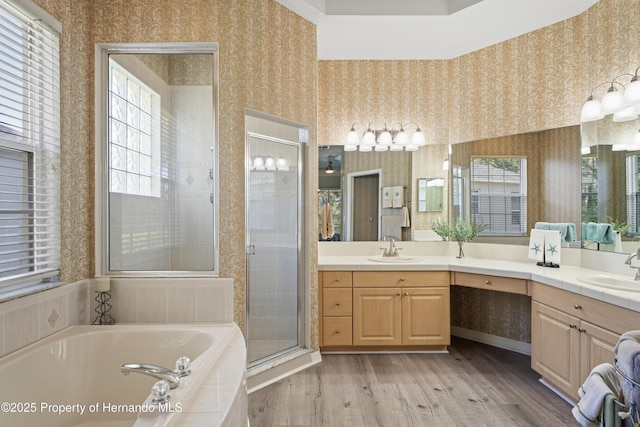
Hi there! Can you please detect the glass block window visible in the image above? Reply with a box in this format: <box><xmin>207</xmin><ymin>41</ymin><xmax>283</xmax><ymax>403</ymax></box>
<box><xmin>108</xmin><ymin>59</ymin><xmax>160</xmax><ymax>197</ymax></box>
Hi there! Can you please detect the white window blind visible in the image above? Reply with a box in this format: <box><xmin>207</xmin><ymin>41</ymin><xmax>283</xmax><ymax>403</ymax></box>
<box><xmin>471</xmin><ymin>157</ymin><xmax>527</xmax><ymax>236</ymax></box>
<box><xmin>0</xmin><ymin>0</ymin><xmax>60</xmax><ymax>290</ymax></box>
<box><xmin>626</xmin><ymin>155</ymin><xmax>638</xmax><ymax>234</ymax></box>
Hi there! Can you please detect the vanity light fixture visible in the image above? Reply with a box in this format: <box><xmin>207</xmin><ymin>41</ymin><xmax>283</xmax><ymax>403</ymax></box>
<box><xmin>251</xmin><ymin>156</ymin><xmax>289</xmax><ymax>171</ymax></box>
<box><xmin>581</xmin><ymin>67</ymin><xmax>640</xmax><ymax>122</ymax></box>
<box><xmin>345</xmin><ymin>122</ymin><xmax>426</xmax><ymax>152</ymax></box>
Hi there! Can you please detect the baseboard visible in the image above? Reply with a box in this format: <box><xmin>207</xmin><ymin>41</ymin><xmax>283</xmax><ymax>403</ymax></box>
<box><xmin>451</xmin><ymin>326</ymin><xmax>531</xmax><ymax>356</ymax></box>
<box><xmin>539</xmin><ymin>378</ymin><xmax>576</xmax><ymax>406</ymax></box>
<box><xmin>247</xmin><ymin>349</ymin><xmax>321</xmax><ymax>394</ymax></box>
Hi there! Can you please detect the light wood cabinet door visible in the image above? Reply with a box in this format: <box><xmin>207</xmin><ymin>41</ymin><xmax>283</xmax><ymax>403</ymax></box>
<box><xmin>579</xmin><ymin>321</ymin><xmax>619</xmax><ymax>383</ymax></box>
<box><xmin>322</xmin><ymin>288</ymin><xmax>352</xmax><ymax>317</ymax></box>
<box><xmin>402</xmin><ymin>287</ymin><xmax>450</xmax><ymax>345</ymax></box>
<box><xmin>323</xmin><ymin>317</ymin><xmax>353</xmax><ymax>346</ymax></box>
<box><xmin>353</xmin><ymin>288</ymin><xmax>402</xmax><ymax>346</ymax></box>
<box><xmin>531</xmin><ymin>301</ymin><xmax>581</xmax><ymax>398</ymax></box>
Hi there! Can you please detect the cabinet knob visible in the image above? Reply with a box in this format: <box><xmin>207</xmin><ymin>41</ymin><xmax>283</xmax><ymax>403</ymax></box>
<box><xmin>578</xmin><ymin>327</ymin><xmax>586</xmax><ymax>333</ymax></box>
<box><xmin>335</xmin><ymin>301</ymin><xmax>341</xmax><ymax>306</ymax></box>
<box><xmin>485</xmin><ymin>280</ymin><xmax>491</xmax><ymax>285</ymax></box>
<box><xmin>335</xmin><ymin>278</ymin><xmax>340</xmax><ymax>282</ymax></box>
<box><xmin>404</xmin><ymin>292</ymin><xmax>409</xmax><ymax>296</ymax></box>
<box><xmin>569</xmin><ymin>323</ymin><xmax>577</xmax><ymax>329</ymax></box>
<box><xmin>400</xmin><ymin>277</ymin><xmax>405</xmax><ymax>282</ymax></box>
<box><xmin>574</xmin><ymin>304</ymin><xmax>581</xmax><ymax>310</ymax></box>
<box><xmin>396</xmin><ymin>292</ymin><xmax>401</xmax><ymax>296</ymax></box>
<box><xmin>335</xmin><ymin>329</ymin><xmax>340</xmax><ymax>334</ymax></box>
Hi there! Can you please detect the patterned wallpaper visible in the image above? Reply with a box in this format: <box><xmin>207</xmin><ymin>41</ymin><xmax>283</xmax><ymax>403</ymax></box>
<box><xmin>27</xmin><ymin>0</ymin><xmax>639</xmax><ymax>353</ymax></box>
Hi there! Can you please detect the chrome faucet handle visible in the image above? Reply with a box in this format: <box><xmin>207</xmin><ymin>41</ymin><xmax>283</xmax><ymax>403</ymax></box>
<box><xmin>151</xmin><ymin>380</ymin><xmax>171</xmax><ymax>404</ymax></box>
<box><xmin>175</xmin><ymin>356</ymin><xmax>191</xmax><ymax>377</ymax></box>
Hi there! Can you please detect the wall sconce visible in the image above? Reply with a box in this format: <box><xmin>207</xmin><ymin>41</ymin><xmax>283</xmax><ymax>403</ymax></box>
<box><xmin>345</xmin><ymin>123</ymin><xmax>426</xmax><ymax>152</ymax></box>
<box><xmin>581</xmin><ymin>67</ymin><xmax>640</xmax><ymax>123</ymax></box>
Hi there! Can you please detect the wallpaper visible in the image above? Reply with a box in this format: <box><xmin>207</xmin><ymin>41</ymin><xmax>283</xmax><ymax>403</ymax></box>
<box><xmin>23</xmin><ymin>0</ymin><xmax>640</xmax><ymax>355</ymax></box>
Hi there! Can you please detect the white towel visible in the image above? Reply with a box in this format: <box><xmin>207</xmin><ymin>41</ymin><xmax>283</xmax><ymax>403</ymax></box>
<box><xmin>545</xmin><ymin>229</ymin><xmax>561</xmax><ymax>265</ymax></box>
<box><xmin>321</xmin><ymin>202</ymin><xmax>334</xmax><ymax>240</ymax></box>
<box><xmin>528</xmin><ymin>229</ymin><xmax>545</xmax><ymax>262</ymax></box>
<box><xmin>401</xmin><ymin>206</ymin><xmax>410</xmax><ymax>228</ymax></box>
<box><xmin>382</xmin><ymin>187</ymin><xmax>392</xmax><ymax>208</ymax></box>
<box><xmin>392</xmin><ymin>186</ymin><xmax>403</xmax><ymax>208</ymax></box>
<box><xmin>572</xmin><ymin>363</ymin><xmax>622</xmax><ymax>427</ymax></box>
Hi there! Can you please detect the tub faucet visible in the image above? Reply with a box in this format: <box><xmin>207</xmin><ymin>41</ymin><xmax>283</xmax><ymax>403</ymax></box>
<box><xmin>121</xmin><ymin>363</ymin><xmax>181</xmax><ymax>389</ymax></box>
<box><xmin>625</xmin><ymin>250</ymin><xmax>640</xmax><ymax>280</ymax></box>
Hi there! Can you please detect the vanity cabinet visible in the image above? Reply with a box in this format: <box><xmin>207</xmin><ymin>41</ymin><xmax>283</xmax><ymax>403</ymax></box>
<box><xmin>531</xmin><ymin>282</ymin><xmax>640</xmax><ymax>400</ymax></box>
<box><xmin>320</xmin><ymin>271</ymin><xmax>353</xmax><ymax>346</ymax></box>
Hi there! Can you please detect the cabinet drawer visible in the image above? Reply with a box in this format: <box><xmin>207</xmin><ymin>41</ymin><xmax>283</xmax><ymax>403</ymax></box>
<box><xmin>454</xmin><ymin>272</ymin><xmax>527</xmax><ymax>295</ymax></box>
<box><xmin>353</xmin><ymin>271</ymin><xmax>449</xmax><ymax>288</ymax></box>
<box><xmin>323</xmin><ymin>288</ymin><xmax>352</xmax><ymax>316</ymax></box>
<box><xmin>322</xmin><ymin>317</ymin><xmax>352</xmax><ymax>346</ymax></box>
<box><xmin>322</xmin><ymin>271</ymin><xmax>353</xmax><ymax>288</ymax></box>
<box><xmin>531</xmin><ymin>281</ymin><xmax>640</xmax><ymax>335</ymax></box>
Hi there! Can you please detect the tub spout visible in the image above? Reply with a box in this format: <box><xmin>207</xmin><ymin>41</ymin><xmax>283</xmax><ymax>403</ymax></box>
<box><xmin>121</xmin><ymin>363</ymin><xmax>181</xmax><ymax>389</ymax></box>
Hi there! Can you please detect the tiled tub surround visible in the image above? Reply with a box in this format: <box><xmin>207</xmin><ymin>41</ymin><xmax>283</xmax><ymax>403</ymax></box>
<box><xmin>0</xmin><ymin>324</ymin><xmax>247</xmax><ymax>427</ymax></box>
<box><xmin>0</xmin><ymin>277</ymin><xmax>234</xmax><ymax>359</ymax></box>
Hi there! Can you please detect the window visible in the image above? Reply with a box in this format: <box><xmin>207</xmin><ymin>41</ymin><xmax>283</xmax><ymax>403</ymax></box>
<box><xmin>0</xmin><ymin>0</ymin><xmax>60</xmax><ymax>292</ymax></box>
<box><xmin>470</xmin><ymin>157</ymin><xmax>527</xmax><ymax>236</ymax></box>
<box><xmin>108</xmin><ymin>59</ymin><xmax>161</xmax><ymax>197</ymax></box>
<box><xmin>626</xmin><ymin>154</ymin><xmax>639</xmax><ymax>235</ymax></box>
<box><xmin>582</xmin><ymin>155</ymin><xmax>598</xmax><ymax>224</ymax></box>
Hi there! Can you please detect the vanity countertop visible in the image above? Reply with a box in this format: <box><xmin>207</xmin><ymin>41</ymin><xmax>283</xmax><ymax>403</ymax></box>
<box><xmin>318</xmin><ymin>255</ymin><xmax>640</xmax><ymax>313</ymax></box>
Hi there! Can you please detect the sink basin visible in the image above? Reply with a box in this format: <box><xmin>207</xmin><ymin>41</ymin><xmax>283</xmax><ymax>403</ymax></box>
<box><xmin>367</xmin><ymin>256</ymin><xmax>418</xmax><ymax>263</ymax></box>
<box><xmin>577</xmin><ymin>274</ymin><xmax>640</xmax><ymax>292</ymax></box>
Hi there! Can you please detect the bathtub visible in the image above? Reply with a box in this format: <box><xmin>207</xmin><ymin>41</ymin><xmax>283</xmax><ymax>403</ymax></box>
<box><xmin>0</xmin><ymin>324</ymin><xmax>247</xmax><ymax>427</ymax></box>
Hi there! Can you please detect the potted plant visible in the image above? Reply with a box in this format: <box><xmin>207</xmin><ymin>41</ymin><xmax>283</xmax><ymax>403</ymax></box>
<box><xmin>430</xmin><ymin>220</ymin><xmax>451</xmax><ymax>241</ymax></box>
<box><xmin>449</xmin><ymin>220</ymin><xmax>485</xmax><ymax>258</ymax></box>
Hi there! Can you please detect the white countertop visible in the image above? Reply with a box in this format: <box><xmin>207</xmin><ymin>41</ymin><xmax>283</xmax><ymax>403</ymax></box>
<box><xmin>318</xmin><ymin>255</ymin><xmax>640</xmax><ymax>314</ymax></box>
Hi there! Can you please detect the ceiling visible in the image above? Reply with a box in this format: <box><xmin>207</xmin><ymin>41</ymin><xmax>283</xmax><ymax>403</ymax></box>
<box><xmin>275</xmin><ymin>0</ymin><xmax>599</xmax><ymax>60</ymax></box>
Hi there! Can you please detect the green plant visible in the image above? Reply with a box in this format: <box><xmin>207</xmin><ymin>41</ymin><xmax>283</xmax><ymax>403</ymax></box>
<box><xmin>607</xmin><ymin>217</ymin><xmax>629</xmax><ymax>236</ymax></box>
<box><xmin>448</xmin><ymin>220</ymin><xmax>485</xmax><ymax>242</ymax></box>
<box><xmin>430</xmin><ymin>220</ymin><xmax>451</xmax><ymax>240</ymax></box>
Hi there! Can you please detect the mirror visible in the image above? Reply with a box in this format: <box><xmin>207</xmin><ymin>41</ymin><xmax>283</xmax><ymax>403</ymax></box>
<box><xmin>580</xmin><ymin>116</ymin><xmax>640</xmax><ymax>253</ymax></box>
<box><xmin>450</xmin><ymin>126</ymin><xmax>582</xmax><ymax>246</ymax></box>
<box><xmin>417</xmin><ymin>178</ymin><xmax>444</xmax><ymax>212</ymax></box>
<box><xmin>318</xmin><ymin>144</ymin><xmax>447</xmax><ymax>241</ymax></box>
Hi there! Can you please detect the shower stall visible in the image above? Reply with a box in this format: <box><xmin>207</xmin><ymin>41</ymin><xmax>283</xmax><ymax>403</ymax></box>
<box><xmin>245</xmin><ymin>118</ymin><xmax>307</xmax><ymax>368</ymax></box>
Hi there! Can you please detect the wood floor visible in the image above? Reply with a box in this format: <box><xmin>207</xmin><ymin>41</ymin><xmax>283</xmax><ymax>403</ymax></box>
<box><xmin>248</xmin><ymin>337</ymin><xmax>579</xmax><ymax>426</ymax></box>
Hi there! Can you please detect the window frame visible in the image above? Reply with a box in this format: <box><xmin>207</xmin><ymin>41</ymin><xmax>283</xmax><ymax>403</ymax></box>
<box><xmin>94</xmin><ymin>43</ymin><xmax>220</xmax><ymax>277</ymax></box>
<box><xmin>0</xmin><ymin>0</ymin><xmax>61</xmax><ymax>297</ymax></box>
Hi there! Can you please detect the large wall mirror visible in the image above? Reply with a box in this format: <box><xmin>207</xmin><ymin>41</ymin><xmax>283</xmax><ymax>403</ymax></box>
<box><xmin>318</xmin><ymin>125</ymin><xmax>583</xmax><ymax>247</ymax></box>
<box><xmin>580</xmin><ymin>116</ymin><xmax>640</xmax><ymax>254</ymax></box>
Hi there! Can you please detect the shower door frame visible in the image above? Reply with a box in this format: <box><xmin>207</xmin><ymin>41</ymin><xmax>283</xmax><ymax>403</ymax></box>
<box><xmin>245</xmin><ymin>130</ymin><xmax>306</xmax><ymax>368</ymax></box>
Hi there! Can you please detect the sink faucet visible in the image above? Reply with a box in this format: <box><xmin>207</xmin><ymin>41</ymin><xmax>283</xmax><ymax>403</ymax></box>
<box><xmin>121</xmin><ymin>363</ymin><xmax>181</xmax><ymax>389</ymax></box>
<box><xmin>380</xmin><ymin>239</ymin><xmax>400</xmax><ymax>257</ymax></box>
<box><xmin>625</xmin><ymin>251</ymin><xmax>640</xmax><ymax>280</ymax></box>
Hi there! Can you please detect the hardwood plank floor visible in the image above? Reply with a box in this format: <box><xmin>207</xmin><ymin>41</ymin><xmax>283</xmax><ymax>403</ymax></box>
<box><xmin>248</xmin><ymin>337</ymin><xmax>579</xmax><ymax>426</ymax></box>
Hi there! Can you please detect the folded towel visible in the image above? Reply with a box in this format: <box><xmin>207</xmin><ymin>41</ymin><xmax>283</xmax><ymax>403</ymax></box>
<box><xmin>401</xmin><ymin>206</ymin><xmax>410</xmax><ymax>228</ymax></box>
<box><xmin>572</xmin><ymin>363</ymin><xmax>622</xmax><ymax>427</ymax></box>
<box><xmin>382</xmin><ymin>187</ymin><xmax>392</xmax><ymax>208</ymax></box>
<box><xmin>528</xmin><ymin>229</ymin><xmax>545</xmax><ymax>262</ymax></box>
<box><xmin>392</xmin><ymin>186</ymin><xmax>403</xmax><ymax>208</ymax></box>
<box><xmin>545</xmin><ymin>229</ymin><xmax>561</xmax><ymax>265</ymax></box>
<box><xmin>583</xmin><ymin>222</ymin><xmax>616</xmax><ymax>244</ymax></box>
<box><xmin>614</xmin><ymin>331</ymin><xmax>640</xmax><ymax>408</ymax></box>
<box><xmin>535</xmin><ymin>222</ymin><xmax>577</xmax><ymax>243</ymax></box>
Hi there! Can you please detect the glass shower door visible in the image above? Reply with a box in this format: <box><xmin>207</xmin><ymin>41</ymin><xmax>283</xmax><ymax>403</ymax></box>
<box><xmin>246</xmin><ymin>133</ymin><xmax>301</xmax><ymax>366</ymax></box>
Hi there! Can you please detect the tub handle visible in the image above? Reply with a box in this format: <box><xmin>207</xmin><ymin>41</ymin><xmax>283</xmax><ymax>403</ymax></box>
<box><xmin>175</xmin><ymin>356</ymin><xmax>191</xmax><ymax>377</ymax></box>
<box><xmin>151</xmin><ymin>380</ymin><xmax>171</xmax><ymax>404</ymax></box>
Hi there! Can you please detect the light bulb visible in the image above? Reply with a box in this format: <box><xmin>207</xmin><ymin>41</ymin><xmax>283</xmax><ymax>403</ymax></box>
<box><xmin>601</xmin><ymin>87</ymin><xmax>625</xmax><ymax>114</ymax></box>
<box><xmin>346</xmin><ymin>126</ymin><xmax>360</xmax><ymax>145</ymax></box>
<box><xmin>580</xmin><ymin>97</ymin><xmax>604</xmax><ymax>122</ymax></box>
<box><xmin>412</xmin><ymin>128</ymin><xmax>426</xmax><ymax>146</ymax></box>
<box><xmin>362</xmin><ymin>128</ymin><xmax>375</xmax><ymax>146</ymax></box>
<box><xmin>394</xmin><ymin>130</ymin><xmax>408</xmax><ymax>145</ymax></box>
